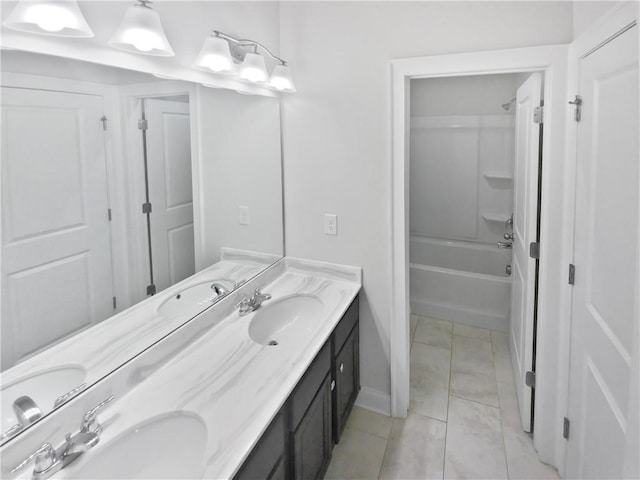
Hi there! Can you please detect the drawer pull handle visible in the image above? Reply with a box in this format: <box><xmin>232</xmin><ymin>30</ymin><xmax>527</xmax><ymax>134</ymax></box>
<box><xmin>339</xmin><ymin>363</ymin><xmax>344</xmax><ymax>373</ymax></box>
<box><xmin>330</xmin><ymin>380</ymin><xmax>335</xmax><ymax>391</ymax></box>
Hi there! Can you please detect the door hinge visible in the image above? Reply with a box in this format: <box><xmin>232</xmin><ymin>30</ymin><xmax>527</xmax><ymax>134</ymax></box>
<box><xmin>100</xmin><ymin>115</ymin><xmax>108</xmax><ymax>130</ymax></box>
<box><xmin>107</xmin><ymin>208</ymin><xmax>112</xmax><ymax>221</ymax></box>
<box><xmin>146</xmin><ymin>284</ymin><xmax>156</xmax><ymax>296</ymax></box>
<box><xmin>563</xmin><ymin>417</ymin><xmax>570</xmax><ymax>439</ymax></box>
<box><xmin>142</xmin><ymin>202</ymin><xmax>152</xmax><ymax>214</ymax></box>
<box><xmin>533</xmin><ymin>105</ymin><xmax>544</xmax><ymax>124</ymax></box>
<box><xmin>569</xmin><ymin>95</ymin><xmax>582</xmax><ymax>122</ymax></box>
<box><xmin>138</xmin><ymin>118</ymin><xmax>148</xmax><ymax>130</ymax></box>
<box><xmin>529</xmin><ymin>242</ymin><xmax>540</xmax><ymax>259</ymax></box>
<box><xmin>112</xmin><ymin>296</ymin><xmax>117</xmax><ymax>309</ymax></box>
<box><xmin>525</xmin><ymin>371</ymin><xmax>536</xmax><ymax>388</ymax></box>
<box><xmin>568</xmin><ymin>264</ymin><xmax>576</xmax><ymax>285</ymax></box>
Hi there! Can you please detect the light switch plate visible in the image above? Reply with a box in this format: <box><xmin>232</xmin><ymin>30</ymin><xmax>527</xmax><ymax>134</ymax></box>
<box><xmin>239</xmin><ymin>206</ymin><xmax>249</xmax><ymax>225</ymax></box>
<box><xmin>324</xmin><ymin>214</ymin><xmax>337</xmax><ymax>235</ymax></box>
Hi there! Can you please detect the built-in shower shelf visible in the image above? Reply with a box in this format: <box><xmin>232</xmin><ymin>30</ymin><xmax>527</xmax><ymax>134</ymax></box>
<box><xmin>482</xmin><ymin>213</ymin><xmax>510</xmax><ymax>223</ymax></box>
<box><xmin>483</xmin><ymin>172</ymin><xmax>513</xmax><ymax>181</ymax></box>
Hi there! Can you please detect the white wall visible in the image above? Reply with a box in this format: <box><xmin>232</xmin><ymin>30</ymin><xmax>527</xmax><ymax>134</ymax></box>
<box><xmin>196</xmin><ymin>86</ymin><xmax>284</xmax><ymax>267</ymax></box>
<box><xmin>573</xmin><ymin>1</ymin><xmax>625</xmax><ymax>38</ymax></box>
<box><xmin>279</xmin><ymin>1</ymin><xmax>573</xmax><ymax>409</ymax></box>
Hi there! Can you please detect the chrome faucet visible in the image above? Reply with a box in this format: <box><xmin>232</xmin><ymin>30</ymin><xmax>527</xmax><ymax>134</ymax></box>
<box><xmin>235</xmin><ymin>288</ymin><xmax>272</xmax><ymax>316</ymax></box>
<box><xmin>11</xmin><ymin>396</ymin><xmax>114</xmax><ymax>480</ymax></box>
<box><xmin>211</xmin><ymin>282</ymin><xmax>232</xmax><ymax>297</ymax></box>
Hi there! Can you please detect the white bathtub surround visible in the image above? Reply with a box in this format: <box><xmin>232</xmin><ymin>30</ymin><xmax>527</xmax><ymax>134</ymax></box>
<box><xmin>0</xmin><ymin>257</ymin><xmax>361</xmax><ymax>479</ymax></box>
<box><xmin>0</xmin><ymin>252</ymin><xmax>273</xmax><ymax>437</ymax></box>
<box><xmin>410</xmin><ymin>236</ymin><xmax>511</xmax><ymax>332</ymax></box>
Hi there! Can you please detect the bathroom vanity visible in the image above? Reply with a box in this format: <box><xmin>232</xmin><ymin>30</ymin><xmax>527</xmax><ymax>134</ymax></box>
<box><xmin>0</xmin><ymin>258</ymin><xmax>362</xmax><ymax>480</ymax></box>
<box><xmin>236</xmin><ymin>294</ymin><xmax>360</xmax><ymax>480</ymax></box>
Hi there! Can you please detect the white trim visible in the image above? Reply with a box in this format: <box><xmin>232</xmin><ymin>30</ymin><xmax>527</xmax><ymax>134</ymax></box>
<box><xmin>355</xmin><ymin>386</ymin><xmax>392</xmax><ymax>417</ymax></box>
<box><xmin>390</xmin><ymin>45</ymin><xmax>569</xmax><ymax>469</ymax></box>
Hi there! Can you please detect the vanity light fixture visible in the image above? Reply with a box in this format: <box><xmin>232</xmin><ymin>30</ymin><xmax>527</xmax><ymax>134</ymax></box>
<box><xmin>108</xmin><ymin>0</ymin><xmax>174</xmax><ymax>56</ymax></box>
<box><xmin>3</xmin><ymin>0</ymin><xmax>93</xmax><ymax>37</ymax></box>
<box><xmin>195</xmin><ymin>30</ymin><xmax>295</xmax><ymax>92</ymax></box>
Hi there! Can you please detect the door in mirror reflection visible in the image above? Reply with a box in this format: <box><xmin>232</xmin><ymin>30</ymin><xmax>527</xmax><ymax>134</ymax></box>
<box><xmin>143</xmin><ymin>97</ymin><xmax>195</xmax><ymax>294</ymax></box>
<box><xmin>1</xmin><ymin>87</ymin><xmax>115</xmax><ymax>370</ymax></box>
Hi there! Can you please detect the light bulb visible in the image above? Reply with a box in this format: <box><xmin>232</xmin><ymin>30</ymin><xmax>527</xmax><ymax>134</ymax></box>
<box><xmin>26</xmin><ymin>4</ymin><xmax>76</xmax><ymax>31</ymax></box>
<box><xmin>202</xmin><ymin>54</ymin><xmax>231</xmax><ymax>72</ymax></box>
<box><xmin>122</xmin><ymin>28</ymin><xmax>162</xmax><ymax>52</ymax></box>
<box><xmin>3</xmin><ymin>0</ymin><xmax>94</xmax><ymax>37</ymax></box>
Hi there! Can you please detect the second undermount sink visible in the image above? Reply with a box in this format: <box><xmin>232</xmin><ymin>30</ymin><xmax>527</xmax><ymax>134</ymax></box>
<box><xmin>68</xmin><ymin>412</ymin><xmax>208</xmax><ymax>479</ymax></box>
<box><xmin>158</xmin><ymin>279</ymin><xmax>236</xmax><ymax>319</ymax></box>
<box><xmin>248</xmin><ymin>295</ymin><xmax>324</xmax><ymax>346</ymax></box>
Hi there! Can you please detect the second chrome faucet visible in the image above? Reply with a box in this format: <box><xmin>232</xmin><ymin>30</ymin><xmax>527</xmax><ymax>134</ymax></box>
<box><xmin>235</xmin><ymin>288</ymin><xmax>272</xmax><ymax>316</ymax></box>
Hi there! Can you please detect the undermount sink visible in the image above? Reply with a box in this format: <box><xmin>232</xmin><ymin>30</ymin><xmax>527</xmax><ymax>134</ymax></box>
<box><xmin>1</xmin><ymin>366</ymin><xmax>86</xmax><ymax>435</ymax></box>
<box><xmin>69</xmin><ymin>412</ymin><xmax>208</xmax><ymax>479</ymax></box>
<box><xmin>158</xmin><ymin>279</ymin><xmax>236</xmax><ymax>319</ymax></box>
<box><xmin>248</xmin><ymin>295</ymin><xmax>324</xmax><ymax>346</ymax></box>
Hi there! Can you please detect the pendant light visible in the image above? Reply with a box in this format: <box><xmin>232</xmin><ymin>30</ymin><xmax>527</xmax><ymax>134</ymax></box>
<box><xmin>193</xmin><ymin>33</ymin><xmax>234</xmax><ymax>74</ymax></box>
<box><xmin>3</xmin><ymin>0</ymin><xmax>93</xmax><ymax>37</ymax></box>
<box><xmin>269</xmin><ymin>63</ymin><xmax>296</xmax><ymax>92</ymax></box>
<box><xmin>108</xmin><ymin>0</ymin><xmax>174</xmax><ymax>57</ymax></box>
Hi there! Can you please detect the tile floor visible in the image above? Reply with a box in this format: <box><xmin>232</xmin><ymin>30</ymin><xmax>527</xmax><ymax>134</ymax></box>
<box><xmin>324</xmin><ymin>315</ymin><xmax>559</xmax><ymax>480</ymax></box>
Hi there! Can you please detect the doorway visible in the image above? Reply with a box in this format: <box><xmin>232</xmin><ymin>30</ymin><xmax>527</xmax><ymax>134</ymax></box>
<box><xmin>408</xmin><ymin>71</ymin><xmax>544</xmax><ymax>433</ymax></box>
<box><xmin>390</xmin><ymin>45</ymin><xmax>570</xmax><ymax>468</ymax></box>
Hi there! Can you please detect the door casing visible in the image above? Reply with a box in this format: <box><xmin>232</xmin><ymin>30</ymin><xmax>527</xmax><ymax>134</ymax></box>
<box><xmin>390</xmin><ymin>44</ymin><xmax>570</xmax><ymax>471</ymax></box>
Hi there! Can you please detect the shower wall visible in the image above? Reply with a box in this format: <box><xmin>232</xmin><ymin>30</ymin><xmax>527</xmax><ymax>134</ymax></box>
<box><xmin>410</xmin><ymin>74</ymin><xmax>523</xmax><ymax>245</ymax></box>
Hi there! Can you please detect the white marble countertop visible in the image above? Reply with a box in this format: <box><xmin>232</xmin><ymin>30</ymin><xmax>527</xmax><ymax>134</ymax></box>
<box><xmin>52</xmin><ymin>257</ymin><xmax>361</xmax><ymax>480</ymax></box>
<box><xmin>1</xmin><ymin>250</ymin><xmax>279</xmax><ymax>440</ymax></box>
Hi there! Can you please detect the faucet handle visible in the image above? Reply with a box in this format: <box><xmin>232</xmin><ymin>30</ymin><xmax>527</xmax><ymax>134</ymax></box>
<box><xmin>234</xmin><ymin>296</ymin><xmax>251</xmax><ymax>309</ymax></box>
<box><xmin>11</xmin><ymin>443</ymin><xmax>57</xmax><ymax>474</ymax></box>
<box><xmin>81</xmin><ymin>396</ymin><xmax>115</xmax><ymax>434</ymax></box>
<box><xmin>254</xmin><ymin>288</ymin><xmax>271</xmax><ymax>300</ymax></box>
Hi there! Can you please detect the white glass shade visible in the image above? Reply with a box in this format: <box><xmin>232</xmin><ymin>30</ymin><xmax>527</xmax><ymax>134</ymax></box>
<box><xmin>240</xmin><ymin>52</ymin><xmax>268</xmax><ymax>83</ymax></box>
<box><xmin>108</xmin><ymin>3</ymin><xmax>174</xmax><ymax>57</ymax></box>
<box><xmin>3</xmin><ymin>0</ymin><xmax>93</xmax><ymax>37</ymax></box>
<box><xmin>269</xmin><ymin>64</ymin><xmax>296</xmax><ymax>92</ymax></box>
<box><xmin>193</xmin><ymin>36</ymin><xmax>234</xmax><ymax>73</ymax></box>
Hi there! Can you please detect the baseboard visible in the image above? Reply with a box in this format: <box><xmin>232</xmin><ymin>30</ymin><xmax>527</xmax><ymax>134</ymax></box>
<box><xmin>355</xmin><ymin>386</ymin><xmax>391</xmax><ymax>416</ymax></box>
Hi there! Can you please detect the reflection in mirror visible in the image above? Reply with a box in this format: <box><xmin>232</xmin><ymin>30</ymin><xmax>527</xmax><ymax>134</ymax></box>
<box><xmin>0</xmin><ymin>50</ymin><xmax>284</xmax><ymax>443</ymax></box>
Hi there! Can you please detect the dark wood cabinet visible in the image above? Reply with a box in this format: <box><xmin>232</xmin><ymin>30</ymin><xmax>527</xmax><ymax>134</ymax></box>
<box><xmin>234</xmin><ymin>293</ymin><xmax>360</xmax><ymax>480</ymax></box>
<box><xmin>333</xmin><ymin>323</ymin><xmax>359</xmax><ymax>443</ymax></box>
<box><xmin>292</xmin><ymin>374</ymin><xmax>333</xmax><ymax>480</ymax></box>
<box><xmin>235</xmin><ymin>412</ymin><xmax>286</xmax><ymax>480</ymax></box>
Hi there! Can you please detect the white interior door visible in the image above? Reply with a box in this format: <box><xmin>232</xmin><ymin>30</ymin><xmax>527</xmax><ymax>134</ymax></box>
<box><xmin>509</xmin><ymin>72</ymin><xmax>542</xmax><ymax>433</ymax></box>
<box><xmin>1</xmin><ymin>87</ymin><xmax>114</xmax><ymax>369</ymax></box>
<box><xmin>145</xmin><ymin>98</ymin><xmax>194</xmax><ymax>293</ymax></box>
<box><xmin>565</xmin><ymin>24</ymin><xmax>639</xmax><ymax>479</ymax></box>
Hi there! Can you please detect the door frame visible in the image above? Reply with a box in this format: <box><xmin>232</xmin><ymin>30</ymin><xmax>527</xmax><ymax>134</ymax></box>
<box><xmin>118</xmin><ymin>81</ymin><xmax>199</xmax><ymax>304</ymax></box>
<box><xmin>564</xmin><ymin>2</ymin><xmax>639</xmax><ymax>477</ymax></box>
<box><xmin>389</xmin><ymin>44</ymin><xmax>570</xmax><ymax>469</ymax></box>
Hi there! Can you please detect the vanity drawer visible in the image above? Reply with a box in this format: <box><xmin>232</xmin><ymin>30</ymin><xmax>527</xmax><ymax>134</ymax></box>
<box><xmin>333</xmin><ymin>295</ymin><xmax>359</xmax><ymax>353</ymax></box>
<box><xmin>291</xmin><ymin>342</ymin><xmax>331</xmax><ymax>428</ymax></box>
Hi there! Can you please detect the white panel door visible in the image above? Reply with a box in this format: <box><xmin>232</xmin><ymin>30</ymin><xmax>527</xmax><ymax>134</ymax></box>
<box><xmin>509</xmin><ymin>72</ymin><xmax>542</xmax><ymax>433</ymax></box>
<box><xmin>1</xmin><ymin>87</ymin><xmax>114</xmax><ymax>369</ymax></box>
<box><xmin>566</xmin><ymin>25</ymin><xmax>639</xmax><ymax>479</ymax></box>
<box><xmin>145</xmin><ymin>99</ymin><xmax>194</xmax><ymax>293</ymax></box>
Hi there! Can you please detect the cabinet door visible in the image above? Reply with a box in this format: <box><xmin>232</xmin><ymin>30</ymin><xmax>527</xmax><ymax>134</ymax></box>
<box><xmin>293</xmin><ymin>375</ymin><xmax>332</xmax><ymax>480</ymax></box>
<box><xmin>334</xmin><ymin>323</ymin><xmax>360</xmax><ymax>442</ymax></box>
<box><xmin>235</xmin><ymin>412</ymin><xmax>286</xmax><ymax>480</ymax></box>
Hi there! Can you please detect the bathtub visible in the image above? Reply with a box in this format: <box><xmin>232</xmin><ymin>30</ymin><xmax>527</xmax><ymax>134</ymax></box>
<box><xmin>410</xmin><ymin>236</ymin><xmax>512</xmax><ymax>332</ymax></box>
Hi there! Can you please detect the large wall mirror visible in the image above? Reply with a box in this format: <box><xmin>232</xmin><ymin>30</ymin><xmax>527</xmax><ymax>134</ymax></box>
<box><xmin>0</xmin><ymin>50</ymin><xmax>284</xmax><ymax>444</ymax></box>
